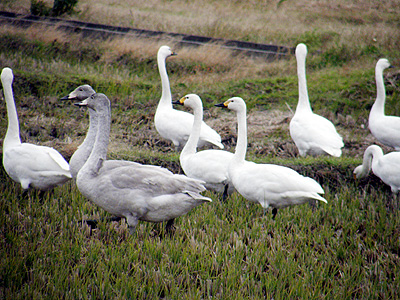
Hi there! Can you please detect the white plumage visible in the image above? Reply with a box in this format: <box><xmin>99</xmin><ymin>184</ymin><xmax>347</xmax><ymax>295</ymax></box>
<box><xmin>154</xmin><ymin>45</ymin><xmax>223</xmax><ymax>150</ymax></box>
<box><xmin>1</xmin><ymin>67</ymin><xmax>71</xmax><ymax>190</ymax></box>
<box><xmin>61</xmin><ymin>84</ymin><xmax>96</xmax><ymax>178</ymax></box>
<box><xmin>354</xmin><ymin>145</ymin><xmax>400</xmax><ymax>193</ymax></box>
<box><xmin>174</xmin><ymin>94</ymin><xmax>234</xmax><ymax>199</ymax></box>
<box><xmin>290</xmin><ymin>43</ymin><xmax>344</xmax><ymax>157</ymax></box>
<box><xmin>216</xmin><ymin>97</ymin><xmax>326</xmax><ymax>218</ymax></box>
<box><xmin>368</xmin><ymin>58</ymin><xmax>400</xmax><ymax>150</ymax></box>
<box><xmin>76</xmin><ymin>93</ymin><xmax>211</xmax><ymax>234</ymax></box>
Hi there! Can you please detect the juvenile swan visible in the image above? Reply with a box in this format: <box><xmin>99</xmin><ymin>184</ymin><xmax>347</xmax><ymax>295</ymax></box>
<box><xmin>173</xmin><ymin>94</ymin><xmax>234</xmax><ymax>200</ymax></box>
<box><xmin>368</xmin><ymin>59</ymin><xmax>400</xmax><ymax>150</ymax></box>
<box><xmin>154</xmin><ymin>45</ymin><xmax>223</xmax><ymax>150</ymax></box>
<box><xmin>354</xmin><ymin>145</ymin><xmax>400</xmax><ymax>193</ymax></box>
<box><xmin>290</xmin><ymin>43</ymin><xmax>344</xmax><ymax>157</ymax></box>
<box><xmin>76</xmin><ymin>93</ymin><xmax>212</xmax><ymax>234</ymax></box>
<box><xmin>216</xmin><ymin>97</ymin><xmax>326</xmax><ymax>218</ymax></box>
<box><xmin>1</xmin><ymin>67</ymin><xmax>71</xmax><ymax>190</ymax></box>
<box><xmin>61</xmin><ymin>84</ymin><xmax>96</xmax><ymax>178</ymax></box>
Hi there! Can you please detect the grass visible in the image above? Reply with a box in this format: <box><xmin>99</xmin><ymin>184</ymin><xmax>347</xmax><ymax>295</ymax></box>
<box><xmin>1</xmin><ymin>0</ymin><xmax>400</xmax><ymax>298</ymax></box>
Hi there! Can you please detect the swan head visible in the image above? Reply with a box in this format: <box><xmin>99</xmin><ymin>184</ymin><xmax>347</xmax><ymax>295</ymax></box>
<box><xmin>61</xmin><ymin>84</ymin><xmax>95</xmax><ymax>101</ymax></box>
<box><xmin>215</xmin><ymin>97</ymin><xmax>246</xmax><ymax>113</ymax></box>
<box><xmin>353</xmin><ymin>165</ymin><xmax>366</xmax><ymax>179</ymax></box>
<box><xmin>376</xmin><ymin>58</ymin><xmax>391</xmax><ymax>71</ymax></box>
<box><xmin>75</xmin><ymin>93</ymin><xmax>110</xmax><ymax>113</ymax></box>
<box><xmin>158</xmin><ymin>45</ymin><xmax>177</xmax><ymax>60</ymax></box>
<box><xmin>173</xmin><ymin>94</ymin><xmax>202</xmax><ymax>110</ymax></box>
<box><xmin>1</xmin><ymin>67</ymin><xmax>13</xmax><ymax>86</ymax></box>
<box><xmin>295</xmin><ymin>43</ymin><xmax>307</xmax><ymax>60</ymax></box>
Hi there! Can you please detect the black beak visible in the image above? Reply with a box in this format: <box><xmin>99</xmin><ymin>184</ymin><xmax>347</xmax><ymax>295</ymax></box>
<box><xmin>172</xmin><ymin>100</ymin><xmax>182</xmax><ymax>105</ymax></box>
<box><xmin>214</xmin><ymin>102</ymin><xmax>226</xmax><ymax>108</ymax></box>
<box><xmin>60</xmin><ymin>95</ymin><xmax>73</xmax><ymax>100</ymax></box>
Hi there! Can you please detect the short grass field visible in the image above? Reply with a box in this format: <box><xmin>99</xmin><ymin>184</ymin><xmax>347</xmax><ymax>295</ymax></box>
<box><xmin>0</xmin><ymin>0</ymin><xmax>400</xmax><ymax>298</ymax></box>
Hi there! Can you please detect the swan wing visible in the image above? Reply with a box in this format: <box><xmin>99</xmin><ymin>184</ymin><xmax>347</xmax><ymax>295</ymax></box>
<box><xmin>290</xmin><ymin>113</ymin><xmax>343</xmax><ymax>156</ymax></box>
<box><xmin>231</xmin><ymin>162</ymin><xmax>325</xmax><ymax>207</ymax></box>
<box><xmin>4</xmin><ymin>143</ymin><xmax>71</xmax><ymax>175</ymax></box>
<box><xmin>373</xmin><ymin>152</ymin><xmax>400</xmax><ymax>191</ymax></box>
<box><xmin>181</xmin><ymin>150</ymin><xmax>233</xmax><ymax>183</ymax></box>
<box><xmin>156</xmin><ymin>108</ymin><xmax>223</xmax><ymax>148</ymax></box>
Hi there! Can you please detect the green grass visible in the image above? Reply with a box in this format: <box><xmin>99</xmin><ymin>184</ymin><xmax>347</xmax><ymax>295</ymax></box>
<box><xmin>1</xmin><ymin>2</ymin><xmax>400</xmax><ymax>298</ymax></box>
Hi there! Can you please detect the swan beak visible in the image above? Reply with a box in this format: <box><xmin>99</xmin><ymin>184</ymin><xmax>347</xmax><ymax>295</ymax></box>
<box><xmin>172</xmin><ymin>97</ymin><xmax>185</xmax><ymax>105</ymax></box>
<box><xmin>171</xmin><ymin>51</ymin><xmax>177</xmax><ymax>56</ymax></box>
<box><xmin>215</xmin><ymin>101</ymin><xmax>228</xmax><ymax>108</ymax></box>
<box><xmin>60</xmin><ymin>95</ymin><xmax>72</xmax><ymax>100</ymax></box>
<box><xmin>353</xmin><ymin>173</ymin><xmax>357</xmax><ymax>180</ymax></box>
<box><xmin>74</xmin><ymin>98</ymin><xmax>89</xmax><ymax>107</ymax></box>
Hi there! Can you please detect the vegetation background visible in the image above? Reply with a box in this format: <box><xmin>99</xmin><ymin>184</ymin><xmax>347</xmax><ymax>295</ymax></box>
<box><xmin>0</xmin><ymin>0</ymin><xmax>399</xmax><ymax>298</ymax></box>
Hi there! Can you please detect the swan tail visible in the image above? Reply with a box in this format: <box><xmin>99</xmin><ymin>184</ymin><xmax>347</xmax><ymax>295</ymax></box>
<box><xmin>185</xmin><ymin>191</ymin><xmax>212</xmax><ymax>202</ymax></box>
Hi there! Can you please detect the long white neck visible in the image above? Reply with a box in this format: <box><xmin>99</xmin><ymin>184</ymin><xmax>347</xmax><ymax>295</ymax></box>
<box><xmin>233</xmin><ymin>107</ymin><xmax>248</xmax><ymax>163</ymax></box>
<box><xmin>359</xmin><ymin>145</ymin><xmax>384</xmax><ymax>177</ymax></box>
<box><xmin>296</xmin><ymin>52</ymin><xmax>312</xmax><ymax>113</ymax></box>
<box><xmin>3</xmin><ymin>78</ymin><xmax>21</xmax><ymax>149</ymax></box>
<box><xmin>80</xmin><ymin>105</ymin><xmax>110</xmax><ymax>177</ymax></box>
<box><xmin>372</xmin><ymin>64</ymin><xmax>386</xmax><ymax>116</ymax></box>
<box><xmin>69</xmin><ymin>107</ymin><xmax>98</xmax><ymax>178</ymax></box>
<box><xmin>181</xmin><ymin>103</ymin><xmax>202</xmax><ymax>157</ymax></box>
<box><xmin>158</xmin><ymin>54</ymin><xmax>172</xmax><ymax>109</ymax></box>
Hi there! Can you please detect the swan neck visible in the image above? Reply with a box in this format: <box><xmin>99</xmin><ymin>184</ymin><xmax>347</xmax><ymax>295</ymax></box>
<box><xmin>296</xmin><ymin>54</ymin><xmax>312</xmax><ymax>112</ymax></box>
<box><xmin>82</xmin><ymin>105</ymin><xmax>110</xmax><ymax>176</ymax></box>
<box><xmin>69</xmin><ymin>108</ymin><xmax>97</xmax><ymax>177</ymax></box>
<box><xmin>181</xmin><ymin>105</ymin><xmax>202</xmax><ymax>156</ymax></box>
<box><xmin>3</xmin><ymin>79</ymin><xmax>21</xmax><ymax>148</ymax></box>
<box><xmin>362</xmin><ymin>146</ymin><xmax>383</xmax><ymax>175</ymax></box>
<box><xmin>373</xmin><ymin>66</ymin><xmax>386</xmax><ymax>115</ymax></box>
<box><xmin>158</xmin><ymin>54</ymin><xmax>172</xmax><ymax>108</ymax></box>
<box><xmin>234</xmin><ymin>109</ymin><xmax>247</xmax><ymax>163</ymax></box>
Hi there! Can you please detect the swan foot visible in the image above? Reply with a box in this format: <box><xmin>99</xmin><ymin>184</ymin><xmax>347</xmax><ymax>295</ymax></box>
<box><xmin>78</xmin><ymin>216</ymin><xmax>123</xmax><ymax>230</ymax></box>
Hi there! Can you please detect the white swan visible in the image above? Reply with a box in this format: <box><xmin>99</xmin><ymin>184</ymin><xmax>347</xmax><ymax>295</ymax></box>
<box><xmin>1</xmin><ymin>67</ymin><xmax>71</xmax><ymax>190</ymax></box>
<box><xmin>354</xmin><ymin>145</ymin><xmax>400</xmax><ymax>193</ymax></box>
<box><xmin>75</xmin><ymin>93</ymin><xmax>212</xmax><ymax>234</ymax></box>
<box><xmin>154</xmin><ymin>45</ymin><xmax>223</xmax><ymax>150</ymax></box>
<box><xmin>215</xmin><ymin>97</ymin><xmax>326</xmax><ymax>218</ymax></box>
<box><xmin>61</xmin><ymin>84</ymin><xmax>96</xmax><ymax>178</ymax></box>
<box><xmin>173</xmin><ymin>94</ymin><xmax>234</xmax><ymax>200</ymax></box>
<box><xmin>289</xmin><ymin>43</ymin><xmax>344</xmax><ymax>157</ymax></box>
<box><xmin>368</xmin><ymin>58</ymin><xmax>400</xmax><ymax>150</ymax></box>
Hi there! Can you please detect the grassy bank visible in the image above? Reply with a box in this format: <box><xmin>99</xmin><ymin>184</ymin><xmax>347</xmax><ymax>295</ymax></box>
<box><xmin>1</xmin><ymin>0</ymin><xmax>400</xmax><ymax>298</ymax></box>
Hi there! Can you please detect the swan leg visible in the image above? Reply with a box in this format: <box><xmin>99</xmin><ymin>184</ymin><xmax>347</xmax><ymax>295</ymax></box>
<box><xmin>272</xmin><ymin>208</ymin><xmax>278</xmax><ymax>220</ymax></box>
<box><xmin>165</xmin><ymin>218</ymin><xmax>176</xmax><ymax>234</ymax></box>
<box><xmin>222</xmin><ymin>184</ymin><xmax>229</xmax><ymax>201</ymax></box>
<box><xmin>126</xmin><ymin>215</ymin><xmax>139</xmax><ymax>235</ymax></box>
<box><xmin>308</xmin><ymin>199</ymin><xmax>317</xmax><ymax>211</ymax></box>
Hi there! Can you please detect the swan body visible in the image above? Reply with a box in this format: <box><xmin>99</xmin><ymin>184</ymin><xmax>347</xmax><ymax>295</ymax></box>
<box><xmin>1</xmin><ymin>67</ymin><xmax>71</xmax><ymax>190</ymax></box>
<box><xmin>290</xmin><ymin>43</ymin><xmax>344</xmax><ymax>157</ymax></box>
<box><xmin>368</xmin><ymin>58</ymin><xmax>400</xmax><ymax>150</ymax></box>
<box><xmin>61</xmin><ymin>84</ymin><xmax>96</xmax><ymax>178</ymax></box>
<box><xmin>174</xmin><ymin>94</ymin><xmax>235</xmax><ymax>198</ymax></box>
<box><xmin>154</xmin><ymin>45</ymin><xmax>223</xmax><ymax>150</ymax></box>
<box><xmin>76</xmin><ymin>93</ymin><xmax>211</xmax><ymax>233</ymax></box>
<box><xmin>216</xmin><ymin>97</ymin><xmax>326</xmax><ymax>216</ymax></box>
<box><xmin>354</xmin><ymin>145</ymin><xmax>400</xmax><ymax>193</ymax></box>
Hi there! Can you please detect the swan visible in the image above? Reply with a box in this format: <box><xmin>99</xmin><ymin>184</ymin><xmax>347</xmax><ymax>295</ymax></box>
<box><xmin>61</xmin><ymin>84</ymin><xmax>96</xmax><ymax>178</ymax></box>
<box><xmin>1</xmin><ymin>67</ymin><xmax>71</xmax><ymax>191</ymax></box>
<box><xmin>215</xmin><ymin>97</ymin><xmax>326</xmax><ymax>218</ymax></box>
<box><xmin>368</xmin><ymin>58</ymin><xmax>400</xmax><ymax>150</ymax></box>
<box><xmin>154</xmin><ymin>45</ymin><xmax>223</xmax><ymax>150</ymax></box>
<box><xmin>75</xmin><ymin>93</ymin><xmax>212</xmax><ymax>234</ymax></box>
<box><xmin>173</xmin><ymin>94</ymin><xmax>235</xmax><ymax>200</ymax></box>
<box><xmin>354</xmin><ymin>145</ymin><xmax>400</xmax><ymax>193</ymax></box>
<box><xmin>289</xmin><ymin>43</ymin><xmax>344</xmax><ymax>157</ymax></box>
